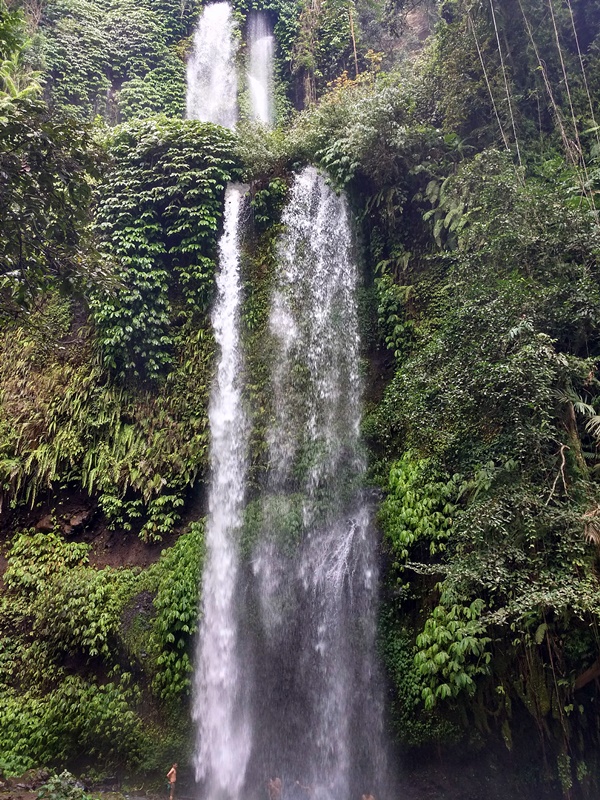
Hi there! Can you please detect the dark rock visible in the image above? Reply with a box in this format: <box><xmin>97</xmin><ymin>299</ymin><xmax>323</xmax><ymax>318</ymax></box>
<box><xmin>62</xmin><ymin>508</ymin><xmax>93</xmax><ymax>536</ymax></box>
<box><xmin>34</xmin><ymin>515</ymin><xmax>54</xmax><ymax>532</ymax></box>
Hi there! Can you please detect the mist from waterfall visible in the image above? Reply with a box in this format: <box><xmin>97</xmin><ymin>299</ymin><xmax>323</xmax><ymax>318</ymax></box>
<box><xmin>186</xmin><ymin>2</ymin><xmax>238</xmax><ymax>128</ymax></box>
<box><xmin>192</xmin><ymin>184</ymin><xmax>252</xmax><ymax>800</ymax></box>
<box><xmin>246</xmin><ymin>12</ymin><xmax>274</xmax><ymax>126</ymax></box>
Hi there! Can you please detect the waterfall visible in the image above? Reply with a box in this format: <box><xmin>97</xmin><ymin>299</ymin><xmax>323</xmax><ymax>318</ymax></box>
<box><xmin>248</xmin><ymin>166</ymin><xmax>388</xmax><ymax>800</ymax></box>
<box><xmin>192</xmin><ymin>184</ymin><xmax>252</xmax><ymax>800</ymax></box>
<box><xmin>193</xmin><ymin>168</ymin><xmax>388</xmax><ymax>800</ymax></box>
<box><xmin>186</xmin><ymin>2</ymin><xmax>238</xmax><ymax>128</ymax></box>
<box><xmin>246</xmin><ymin>12</ymin><xmax>274</xmax><ymax>126</ymax></box>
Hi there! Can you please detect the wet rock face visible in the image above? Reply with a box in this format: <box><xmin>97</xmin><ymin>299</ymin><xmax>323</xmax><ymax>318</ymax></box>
<box><xmin>63</xmin><ymin>509</ymin><xmax>93</xmax><ymax>535</ymax></box>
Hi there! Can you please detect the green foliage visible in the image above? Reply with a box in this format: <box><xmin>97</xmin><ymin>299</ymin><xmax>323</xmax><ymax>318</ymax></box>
<box><xmin>0</xmin><ymin>2</ymin><xmax>24</xmax><ymax>61</ymax></box>
<box><xmin>374</xmin><ymin>269</ymin><xmax>416</xmax><ymax>360</ymax></box>
<box><xmin>374</xmin><ymin>152</ymin><xmax>600</xmax><ymax>461</ymax></box>
<box><xmin>4</xmin><ymin>531</ymin><xmax>89</xmax><ymax>596</ymax></box>
<box><xmin>39</xmin><ymin>0</ymin><xmax>113</xmax><ymax>120</ymax></box>
<box><xmin>92</xmin><ymin>117</ymin><xmax>238</xmax><ymax>381</ymax></box>
<box><xmin>0</xmin><ymin>9</ymin><xmax>101</xmax><ymax>320</ymax></box>
<box><xmin>369</xmin><ymin>145</ymin><xmax>600</xmax><ymax>777</ymax></box>
<box><xmin>117</xmin><ymin>63</ymin><xmax>185</xmax><ymax>121</ymax></box>
<box><xmin>33</xmin><ymin>566</ymin><xmax>137</xmax><ymax>658</ymax></box>
<box><xmin>151</xmin><ymin>521</ymin><xmax>204</xmax><ymax>699</ymax></box>
<box><xmin>238</xmin><ymin>217</ymin><xmax>283</xmax><ymax>485</ymax></box>
<box><xmin>38</xmin><ymin>0</ymin><xmax>194</xmax><ymax>122</ymax></box>
<box><xmin>250</xmin><ymin>177</ymin><xmax>289</xmax><ymax>232</ymax></box>
<box><xmin>421</xmin><ymin>0</ymin><xmax>600</xmax><ymax>164</ymax></box>
<box><xmin>0</xmin><ymin>522</ymin><xmax>206</xmax><ymax>772</ymax></box>
<box><xmin>379</xmin><ymin>610</ymin><xmax>461</xmax><ymax>746</ymax></box>
<box><xmin>0</xmin><ymin>672</ymin><xmax>145</xmax><ymax>774</ymax></box>
<box><xmin>4</xmin><ymin>531</ymin><xmax>137</xmax><ymax>660</ymax></box>
<box><xmin>234</xmin><ymin>122</ymin><xmax>292</xmax><ymax>182</ymax></box>
<box><xmin>280</xmin><ymin>72</ymin><xmax>455</xmax><ymax>206</ymax></box>
<box><xmin>379</xmin><ymin>451</ymin><xmax>458</xmax><ymax>564</ymax></box>
<box><xmin>0</xmin><ymin>286</ymin><xmax>215</xmax><ymax>537</ymax></box>
<box><xmin>291</xmin><ymin>0</ymin><xmax>358</xmax><ymax>102</ymax></box>
<box><xmin>50</xmin><ymin>675</ymin><xmax>145</xmax><ymax>764</ymax></box>
<box><xmin>414</xmin><ymin>600</ymin><xmax>491</xmax><ymax>709</ymax></box>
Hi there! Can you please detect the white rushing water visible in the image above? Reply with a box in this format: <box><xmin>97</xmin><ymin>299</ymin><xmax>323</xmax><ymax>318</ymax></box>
<box><xmin>246</xmin><ymin>12</ymin><xmax>274</xmax><ymax>126</ymax></box>
<box><xmin>248</xmin><ymin>166</ymin><xmax>388</xmax><ymax>800</ymax></box>
<box><xmin>186</xmin><ymin>2</ymin><xmax>238</xmax><ymax>128</ymax></box>
<box><xmin>193</xmin><ymin>168</ymin><xmax>388</xmax><ymax>800</ymax></box>
<box><xmin>192</xmin><ymin>184</ymin><xmax>252</xmax><ymax>800</ymax></box>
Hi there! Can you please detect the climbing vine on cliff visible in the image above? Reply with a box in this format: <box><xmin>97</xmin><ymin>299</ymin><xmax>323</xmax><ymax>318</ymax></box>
<box><xmin>92</xmin><ymin>117</ymin><xmax>238</xmax><ymax>381</ymax></box>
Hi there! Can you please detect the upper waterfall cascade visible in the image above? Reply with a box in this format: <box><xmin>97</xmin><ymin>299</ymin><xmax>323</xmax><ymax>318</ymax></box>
<box><xmin>247</xmin><ymin>12</ymin><xmax>275</xmax><ymax>126</ymax></box>
<box><xmin>186</xmin><ymin>2</ymin><xmax>239</xmax><ymax>127</ymax></box>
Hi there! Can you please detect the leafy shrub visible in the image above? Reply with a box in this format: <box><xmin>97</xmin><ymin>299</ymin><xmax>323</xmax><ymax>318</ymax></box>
<box><xmin>368</xmin><ymin>145</ymin><xmax>600</xmax><ymax>769</ymax></box>
<box><xmin>414</xmin><ymin>600</ymin><xmax>491</xmax><ymax>710</ymax></box>
<box><xmin>379</xmin><ymin>451</ymin><xmax>458</xmax><ymax>565</ymax></box>
<box><xmin>0</xmin><ymin>691</ymin><xmax>48</xmax><ymax>775</ymax></box>
<box><xmin>0</xmin><ymin>524</ymin><xmax>209</xmax><ymax>771</ymax></box>
<box><xmin>38</xmin><ymin>770</ymin><xmax>92</xmax><ymax>800</ymax></box>
<box><xmin>379</xmin><ymin>611</ymin><xmax>460</xmax><ymax>746</ymax></box>
<box><xmin>40</xmin><ymin>0</ymin><xmax>113</xmax><ymax>120</ymax></box>
<box><xmin>3</xmin><ymin>530</ymin><xmax>138</xmax><ymax>659</ymax></box>
<box><xmin>151</xmin><ymin>521</ymin><xmax>204</xmax><ymax>699</ymax></box>
<box><xmin>4</xmin><ymin>531</ymin><xmax>89</xmax><ymax>596</ymax></box>
<box><xmin>249</xmin><ymin>177</ymin><xmax>289</xmax><ymax>231</ymax></box>
<box><xmin>0</xmin><ymin>676</ymin><xmax>145</xmax><ymax>772</ymax></box>
<box><xmin>0</xmin><ymin>25</ymin><xmax>100</xmax><ymax>319</ymax></box>
<box><xmin>32</xmin><ymin>567</ymin><xmax>137</xmax><ymax>658</ymax></box>
<box><xmin>38</xmin><ymin>0</ymin><xmax>194</xmax><ymax>122</ymax></box>
<box><xmin>374</xmin><ymin>273</ymin><xmax>412</xmax><ymax>358</ymax></box>
<box><xmin>48</xmin><ymin>674</ymin><xmax>145</xmax><ymax>764</ymax></box>
<box><xmin>118</xmin><ymin>63</ymin><xmax>185</xmax><ymax>121</ymax></box>
<box><xmin>0</xmin><ymin>295</ymin><xmax>214</xmax><ymax>537</ymax></box>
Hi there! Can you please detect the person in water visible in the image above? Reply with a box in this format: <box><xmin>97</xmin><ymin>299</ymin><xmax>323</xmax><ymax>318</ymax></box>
<box><xmin>166</xmin><ymin>763</ymin><xmax>177</xmax><ymax>800</ymax></box>
<box><xmin>268</xmin><ymin>776</ymin><xmax>283</xmax><ymax>800</ymax></box>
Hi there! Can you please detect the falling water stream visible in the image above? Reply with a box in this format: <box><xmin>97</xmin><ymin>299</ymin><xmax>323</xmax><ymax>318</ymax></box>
<box><xmin>247</xmin><ymin>12</ymin><xmax>275</xmax><ymax>126</ymax></box>
<box><xmin>186</xmin><ymin>2</ymin><xmax>238</xmax><ymax>127</ymax></box>
<box><xmin>247</xmin><ymin>167</ymin><xmax>387</xmax><ymax>800</ymax></box>
<box><xmin>192</xmin><ymin>184</ymin><xmax>252</xmax><ymax>800</ymax></box>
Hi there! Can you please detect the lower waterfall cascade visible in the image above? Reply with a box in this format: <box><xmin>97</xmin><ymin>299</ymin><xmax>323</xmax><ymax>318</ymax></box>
<box><xmin>194</xmin><ymin>167</ymin><xmax>390</xmax><ymax>800</ymax></box>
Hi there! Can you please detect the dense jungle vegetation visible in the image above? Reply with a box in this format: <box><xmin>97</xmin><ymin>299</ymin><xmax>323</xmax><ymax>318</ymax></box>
<box><xmin>3</xmin><ymin>0</ymin><xmax>600</xmax><ymax>796</ymax></box>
